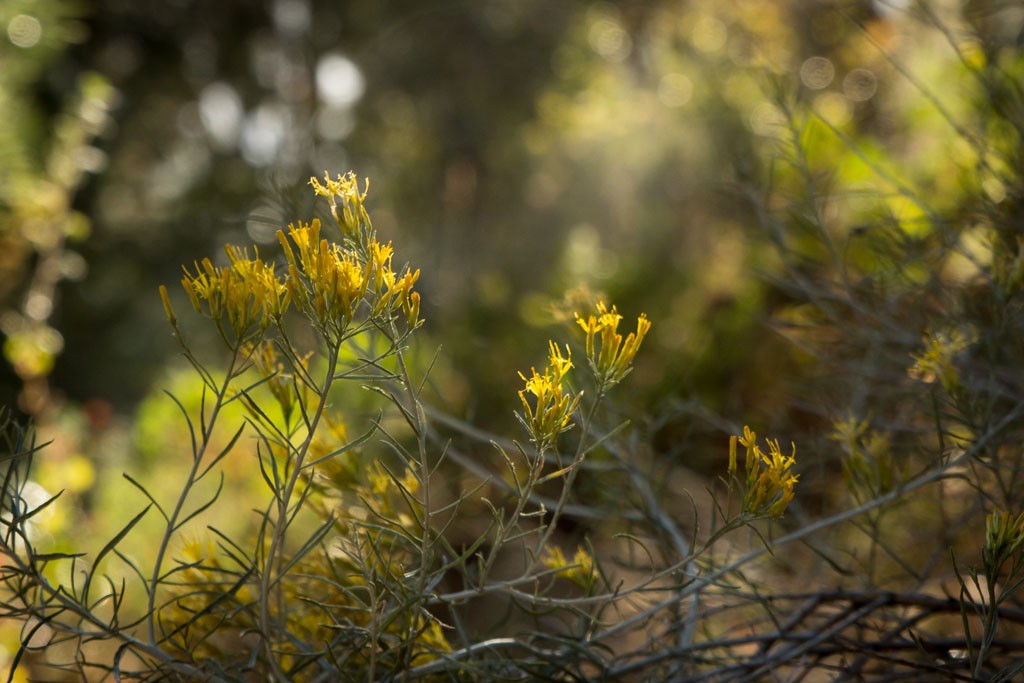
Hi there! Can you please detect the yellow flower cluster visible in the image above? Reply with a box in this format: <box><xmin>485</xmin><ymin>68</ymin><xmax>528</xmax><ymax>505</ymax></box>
<box><xmin>908</xmin><ymin>326</ymin><xmax>975</xmax><ymax>396</ymax></box>
<box><xmin>729</xmin><ymin>425</ymin><xmax>798</xmax><ymax>518</ymax></box>
<box><xmin>575</xmin><ymin>302</ymin><xmax>651</xmax><ymax>390</ymax></box>
<box><xmin>165</xmin><ymin>173</ymin><xmax>421</xmax><ymax>347</ymax></box>
<box><xmin>176</xmin><ymin>245</ymin><xmax>288</xmax><ymax>340</ymax></box>
<box><xmin>309</xmin><ymin>171</ymin><xmax>370</xmax><ymax>238</ymax></box>
<box><xmin>542</xmin><ymin>544</ymin><xmax>595</xmax><ymax>589</ymax></box>
<box><xmin>367</xmin><ymin>238</ymin><xmax>421</xmax><ymax>324</ymax></box>
<box><xmin>517</xmin><ymin>341</ymin><xmax>582</xmax><ymax>450</ymax></box>
<box><xmin>831</xmin><ymin>415</ymin><xmax>898</xmax><ymax>500</ymax></box>
<box><xmin>278</xmin><ymin>219</ymin><xmax>369</xmax><ymax>337</ymax></box>
<box><xmin>277</xmin><ymin>218</ymin><xmax>420</xmax><ymax>340</ymax></box>
<box><xmin>984</xmin><ymin>508</ymin><xmax>1024</xmax><ymax>572</ymax></box>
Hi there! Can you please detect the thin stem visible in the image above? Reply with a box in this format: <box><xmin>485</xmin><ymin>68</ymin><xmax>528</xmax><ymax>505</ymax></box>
<box><xmin>382</xmin><ymin>321</ymin><xmax>439</xmax><ymax>680</ymax></box>
<box><xmin>975</xmin><ymin>574</ymin><xmax>1000</xmax><ymax>679</ymax></box>
<box><xmin>147</xmin><ymin>343</ymin><xmax>242</xmax><ymax>646</ymax></box>
<box><xmin>259</xmin><ymin>338</ymin><xmax>340</xmax><ymax>679</ymax></box>
<box><xmin>525</xmin><ymin>389</ymin><xmax>604</xmax><ymax>576</ymax></box>
<box><xmin>477</xmin><ymin>443</ymin><xmax>546</xmax><ymax>585</ymax></box>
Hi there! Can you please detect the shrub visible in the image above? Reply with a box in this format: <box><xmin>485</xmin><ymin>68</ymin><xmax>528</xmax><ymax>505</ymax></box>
<box><xmin>1</xmin><ymin>172</ymin><xmax>800</xmax><ymax>680</ymax></box>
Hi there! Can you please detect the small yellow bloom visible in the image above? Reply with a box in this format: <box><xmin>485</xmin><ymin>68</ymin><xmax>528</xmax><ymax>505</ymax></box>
<box><xmin>908</xmin><ymin>326</ymin><xmax>975</xmax><ymax>395</ymax></box>
<box><xmin>575</xmin><ymin>302</ymin><xmax>651</xmax><ymax>390</ymax></box>
<box><xmin>984</xmin><ymin>509</ymin><xmax>1024</xmax><ymax>571</ymax></box>
<box><xmin>377</xmin><ymin>265</ymin><xmax>420</xmax><ymax>319</ymax></box>
<box><xmin>542</xmin><ymin>545</ymin><xmax>596</xmax><ymax>588</ymax></box>
<box><xmin>158</xmin><ymin>285</ymin><xmax>176</xmax><ymax>325</ymax></box>
<box><xmin>731</xmin><ymin>426</ymin><xmax>798</xmax><ymax>518</ymax></box>
<box><xmin>517</xmin><ymin>342</ymin><xmax>582</xmax><ymax>449</ymax></box>
<box><xmin>368</xmin><ymin>239</ymin><xmax>395</xmax><ymax>290</ymax></box>
<box><xmin>309</xmin><ymin>171</ymin><xmax>370</xmax><ymax>238</ymax></box>
<box><xmin>179</xmin><ymin>245</ymin><xmax>286</xmax><ymax>340</ymax></box>
<box><xmin>225</xmin><ymin>245</ymin><xmax>290</xmax><ymax>326</ymax></box>
<box><xmin>278</xmin><ymin>221</ymin><xmax>371</xmax><ymax>337</ymax></box>
<box><xmin>278</xmin><ymin>204</ymin><xmax>421</xmax><ymax>337</ymax></box>
<box><xmin>170</xmin><ymin>171</ymin><xmax>422</xmax><ymax>347</ymax></box>
<box><xmin>405</xmin><ymin>290</ymin><xmax>421</xmax><ymax>327</ymax></box>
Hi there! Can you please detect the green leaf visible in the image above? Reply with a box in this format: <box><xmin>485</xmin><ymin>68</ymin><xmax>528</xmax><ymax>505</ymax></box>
<box><xmin>83</xmin><ymin>504</ymin><xmax>151</xmax><ymax>604</ymax></box>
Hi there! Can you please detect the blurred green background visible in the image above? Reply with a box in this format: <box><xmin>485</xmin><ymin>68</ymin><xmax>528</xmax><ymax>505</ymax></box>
<box><xmin>3</xmin><ymin>0</ymin><xmax>933</xmax><ymax>423</ymax></box>
<box><xmin>5</xmin><ymin>0</ymin><xmax>1024</xmax><ymax>674</ymax></box>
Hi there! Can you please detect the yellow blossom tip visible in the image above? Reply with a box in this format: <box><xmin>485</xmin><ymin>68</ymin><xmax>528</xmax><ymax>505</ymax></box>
<box><xmin>159</xmin><ymin>285</ymin><xmax>176</xmax><ymax>325</ymax></box>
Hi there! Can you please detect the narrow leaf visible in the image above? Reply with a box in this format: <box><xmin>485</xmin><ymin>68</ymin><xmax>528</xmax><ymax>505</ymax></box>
<box><xmin>83</xmin><ymin>504</ymin><xmax>151</xmax><ymax>603</ymax></box>
<box><xmin>122</xmin><ymin>473</ymin><xmax>168</xmax><ymax>522</ymax></box>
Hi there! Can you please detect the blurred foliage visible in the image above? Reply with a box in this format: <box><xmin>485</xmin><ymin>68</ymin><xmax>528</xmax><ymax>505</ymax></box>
<box><xmin>0</xmin><ymin>0</ymin><xmax>115</xmax><ymax>416</ymax></box>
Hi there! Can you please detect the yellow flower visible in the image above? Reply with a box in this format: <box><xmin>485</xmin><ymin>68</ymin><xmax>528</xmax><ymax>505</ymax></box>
<box><xmin>729</xmin><ymin>426</ymin><xmax>798</xmax><ymax>518</ymax></box>
<box><xmin>368</xmin><ymin>239</ymin><xmax>395</xmax><ymax>290</ymax></box>
<box><xmin>542</xmin><ymin>545</ymin><xmax>596</xmax><ymax>589</ymax></box>
<box><xmin>158</xmin><ymin>285</ymin><xmax>176</xmax><ymax>325</ymax></box>
<box><xmin>908</xmin><ymin>326</ymin><xmax>975</xmax><ymax>395</ymax></box>
<box><xmin>405</xmin><ymin>290</ymin><xmax>421</xmax><ymax>328</ymax></box>
<box><xmin>226</xmin><ymin>245</ymin><xmax>290</xmax><ymax>324</ymax></box>
<box><xmin>517</xmin><ymin>342</ymin><xmax>582</xmax><ymax>449</ymax></box>
<box><xmin>370</xmin><ymin>240</ymin><xmax>420</xmax><ymax>320</ymax></box>
<box><xmin>278</xmin><ymin>220</ymin><xmax>370</xmax><ymax>338</ymax></box>
<box><xmin>575</xmin><ymin>302</ymin><xmax>651</xmax><ymax>390</ymax></box>
<box><xmin>277</xmin><ymin>208</ymin><xmax>421</xmax><ymax>337</ymax></box>
<box><xmin>984</xmin><ymin>509</ymin><xmax>1024</xmax><ymax>571</ymax></box>
<box><xmin>387</xmin><ymin>268</ymin><xmax>420</xmax><ymax>310</ymax></box>
<box><xmin>179</xmin><ymin>245</ymin><xmax>287</xmax><ymax>340</ymax></box>
<box><xmin>309</xmin><ymin>171</ymin><xmax>370</xmax><ymax>238</ymax></box>
<box><xmin>169</xmin><ymin>171</ymin><xmax>422</xmax><ymax>351</ymax></box>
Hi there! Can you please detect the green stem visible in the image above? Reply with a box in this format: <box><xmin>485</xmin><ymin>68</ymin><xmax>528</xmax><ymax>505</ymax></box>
<box><xmin>479</xmin><ymin>441</ymin><xmax>547</xmax><ymax>585</ymax></box>
<box><xmin>527</xmin><ymin>389</ymin><xmax>604</xmax><ymax>576</ymax></box>
<box><xmin>147</xmin><ymin>344</ymin><xmax>241</xmax><ymax>646</ymax></box>
<box><xmin>259</xmin><ymin>339</ymin><xmax>339</xmax><ymax>679</ymax></box>
<box><xmin>974</xmin><ymin>574</ymin><xmax>1000</xmax><ymax>679</ymax></box>
<box><xmin>383</xmin><ymin>322</ymin><xmax>436</xmax><ymax>681</ymax></box>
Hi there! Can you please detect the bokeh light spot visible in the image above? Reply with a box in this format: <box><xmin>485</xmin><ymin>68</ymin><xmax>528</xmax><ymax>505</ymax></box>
<box><xmin>316</xmin><ymin>53</ymin><xmax>365</xmax><ymax>107</ymax></box>
<box><xmin>247</xmin><ymin>204</ymin><xmax>284</xmax><ymax>244</ymax></box>
<box><xmin>26</xmin><ymin>293</ymin><xmax>53</xmax><ymax>321</ymax></box>
<box><xmin>59</xmin><ymin>252</ymin><xmax>88</xmax><ymax>281</ymax></box>
<box><xmin>198</xmin><ymin>82</ymin><xmax>244</xmax><ymax>150</ymax></box>
<box><xmin>843</xmin><ymin>68</ymin><xmax>878</xmax><ymax>102</ymax></box>
<box><xmin>658</xmin><ymin>73</ymin><xmax>693</xmax><ymax>108</ymax></box>
<box><xmin>273</xmin><ymin>0</ymin><xmax>311</xmax><ymax>36</ymax></box>
<box><xmin>692</xmin><ymin>15</ymin><xmax>727</xmax><ymax>54</ymax></box>
<box><xmin>588</xmin><ymin>19</ymin><xmax>632</xmax><ymax>62</ymax></box>
<box><xmin>749</xmin><ymin>101</ymin><xmax>786</xmax><ymax>136</ymax></box>
<box><xmin>240</xmin><ymin>102</ymin><xmax>289</xmax><ymax>166</ymax></box>
<box><xmin>316</xmin><ymin>105</ymin><xmax>356</xmax><ymax>141</ymax></box>
<box><xmin>983</xmin><ymin>176</ymin><xmax>1007</xmax><ymax>203</ymax></box>
<box><xmin>7</xmin><ymin>14</ymin><xmax>42</xmax><ymax>48</ymax></box>
<box><xmin>800</xmin><ymin>56</ymin><xmax>835</xmax><ymax>90</ymax></box>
